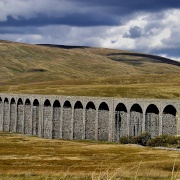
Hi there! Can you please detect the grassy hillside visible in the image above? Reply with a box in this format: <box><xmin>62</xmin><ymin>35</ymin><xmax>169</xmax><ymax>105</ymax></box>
<box><xmin>0</xmin><ymin>40</ymin><xmax>180</xmax><ymax>99</ymax></box>
<box><xmin>0</xmin><ymin>132</ymin><xmax>180</xmax><ymax>180</ymax></box>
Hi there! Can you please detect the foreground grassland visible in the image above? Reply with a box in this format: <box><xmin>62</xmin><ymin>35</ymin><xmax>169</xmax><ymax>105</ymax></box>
<box><xmin>0</xmin><ymin>40</ymin><xmax>180</xmax><ymax>99</ymax></box>
<box><xmin>0</xmin><ymin>132</ymin><xmax>180</xmax><ymax>180</ymax></box>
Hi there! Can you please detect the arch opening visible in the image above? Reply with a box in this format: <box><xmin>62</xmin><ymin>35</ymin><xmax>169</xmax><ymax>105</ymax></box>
<box><xmin>115</xmin><ymin>103</ymin><xmax>127</xmax><ymax>112</ymax></box>
<box><xmin>53</xmin><ymin>100</ymin><xmax>61</xmax><ymax>108</ymax></box>
<box><xmin>63</xmin><ymin>101</ymin><xmax>71</xmax><ymax>108</ymax></box>
<box><xmin>115</xmin><ymin>103</ymin><xmax>128</xmax><ymax>142</ymax></box>
<box><xmin>130</xmin><ymin>104</ymin><xmax>143</xmax><ymax>136</ymax></box>
<box><xmin>162</xmin><ymin>105</ymin><xmax>177</xmax><ymax>136</ymax></box>
<box><xmin>145</xmin><ymin>104</ymin><xmax>159</xmax><ymax>137</ymax></box>
<box><xmin>25</xmin><ymin>99</ymin><xmax>31</xmax><ymax>105</ymax></box>
<box><xmin>17</xmin><ymin>98</ymin><xmax>23</xmax><ymax>105</ymax></box>
<box><xmin>98</xmin><ymin>102</ymin><xmax>109</xmax><ymax>111</ymax></box>
<box><xmin>163</xmin><ymin>105</ymin><xmax>176</xmax><ymax>116</ymax></box>
<box><xmin>146</xmin><ymin>104</ymin><xmax>159</xmax><ymax>114</ymax></box>
<box><xmin>4</xmin><ymin>98</ymin><xmax>9</xmax><ymax>103</ymax></box>
<box><xmin>44</xmin><ymin>99</ymin><xmax>51</xmax><ymax>107</ymax></box>
<box><xmin>74</xmin><ymin>101</ymin><xmax>83</xmax><ymax>109</ymax></box>
<box><xmin>130</xmin><ymin>104</ymin><xmax>143</xmax><ymax>113</ymax></box>
<box><xmin>98</xmin><ymin>102</ymin><xmax>109</xmax><ymax>141</ymax></box>
<box><xmin>86</xmin><ymin>102</ymin><xmax>96</xmax><ymax>110</ymax></box>
<box><xmin>33</xmin><ymin>99</ymin><xmax>39</xmax><ymax>106</ymax></box>
<box><xmin>10</xmin><ymin>98</ymin><xmax>16</xmax><ymax>104</ymax></box>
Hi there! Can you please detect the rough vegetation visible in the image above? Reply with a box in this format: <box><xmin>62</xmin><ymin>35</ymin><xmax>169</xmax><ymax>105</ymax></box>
<box><xmin>147</xmin><ymin>135</ymin><xmax>180</xmax><ymax>147</ymax></box>
<box><xmin>120</xmin><ymin>132</ymin><xmax>151</xmax><ymax>146</ymax></box>
<box><xmin>0</xmin><ymin>40</ymin><xmax>180</xmax><ymax>99</ymax></box>
<box><xmin>0</xmin><ymin>132</ymin><xmax>180</xmax><ymax>180</ymax></box>
<box><xmin>120</xmin><ymin>132</ymin><xmax>180</xmax><ymax>148</ymax></box>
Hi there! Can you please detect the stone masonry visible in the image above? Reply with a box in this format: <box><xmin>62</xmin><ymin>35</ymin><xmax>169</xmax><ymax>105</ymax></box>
<box><xmin>0</xmin><ymin>93</ymin><xmax>179</xmax><ymax>142</ymax></box>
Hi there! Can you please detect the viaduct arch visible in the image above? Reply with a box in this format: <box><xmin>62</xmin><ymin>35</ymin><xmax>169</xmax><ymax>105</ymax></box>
<box><xmin>0</xmin><ymin>93</ymin><xmax>179</xmax><ymax>142</ymax></box>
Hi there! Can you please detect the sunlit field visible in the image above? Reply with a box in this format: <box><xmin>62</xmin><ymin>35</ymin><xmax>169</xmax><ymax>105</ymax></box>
<box><xmin>0</xmin><ymin>40</ymin><xmax>180</xmax><ymax>179</ymax></box>
<box><xmin>0</xmin><ymin>74</ymin><xmax>180</xmax><ymax>99</ymax></box>
<box><xmin>0</xmin><ymin>40</ymin><xmax>180</xmax><ymax>99</ymax></box>
<box><xmin>0</xmin><ymin>132</ymin><xmax>180</xmax><ymax>180</ymax></box>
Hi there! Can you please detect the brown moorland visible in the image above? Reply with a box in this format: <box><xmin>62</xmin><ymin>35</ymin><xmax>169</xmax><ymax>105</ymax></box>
<box><xmin>0</xmin><ymin>40</ymin><xmax>180</xmax><ymax>99</ymax></box>
<box><xmin>0</xmin><ymin>40</ymin><xmax>180</xmax><ymax>180</ymax></box>
<box><xmin>0</xmin><ymin>132</ymin><xmax>180</xmax><ymax>180</ymax></box>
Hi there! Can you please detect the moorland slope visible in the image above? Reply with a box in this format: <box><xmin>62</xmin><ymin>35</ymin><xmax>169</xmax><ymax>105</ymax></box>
<box><xmin>0</xmin><ymin>40</ymin><xmax>180</xmax><ymax>99</ymax></box>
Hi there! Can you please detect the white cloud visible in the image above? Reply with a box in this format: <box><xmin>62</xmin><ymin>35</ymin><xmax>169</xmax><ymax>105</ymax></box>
<box><xmin>99</xmin><ymin>9</ymin><xmax>180</xmax><ymax>55</ymax></box>
<box><xmin>1</xmin><ymin>8</ymin><xmax>180</xmax><ymax>61</ymax></box>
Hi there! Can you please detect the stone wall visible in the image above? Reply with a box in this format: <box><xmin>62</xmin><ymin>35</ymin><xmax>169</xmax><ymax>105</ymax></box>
<box><xmin>43</xmin><ymin>106</ymin><xmax>52</xmax><ymax>138</ymax></box>
<box><xmin>24</xmin><ymin>105</ymin><xmax>31</xmax><ymax>134</ymax></box>
<box><xmin>0</xmin><ymin>99</ymin><xmax>3</xmax><ymax>131</ymax></box>
<box><xmin>85</xmin><ymin>109</ymin><xmax>96</xmax><ymax>140</ymax></box>
<box><xmin>129</xmin><ymin>111</ymin><xmax>143</xmax><ymax>136</ymax></box>
<box><xmin>114</xmin><ymin>111</ymin><xmax>128</xmax><ymax>142</ymax></box>
<box><xmin>3</xmin><ymin>100</ymin><xmax>9</xmax><ymax>132</ymax></box>
<box><xmin>98</xmin><ymin>110</ymin><xmax>109</xmax><ymax>141</ymax></box>
<box><xmin>73</xmin><ymin>109</ymin><xmax>84</xmax><ymax>140</ymax></box>
<box><xmin>145</xmin><ymin>113</ymin><xmax>159</xmax><ymax>137</ymax></box>
<box><xmin>10</xmin><ymin>103</ymin><xmax>16</xmax><ymax>132</ymax></box>
<box><xmin>0</xmin><ymin>93</ymin><xmax>179</xmax><ymax>142</ymax></box>
<box><xmin>162</xmin><ymin>113</ymin><xmax>176</xmax><ymax>136</ymax></box>
<box><xmin>52</xmin><ymin>107</ymin><xmax>61</xmax><ymax>139</ymax></box>
<box><xmin>17</xmin><ymin>105</ymin><xmax>23</xmax><ymax>133</ymax></box>
<box><xmin>62</xmin><ymin>108</ymin><xmax>72</xmax><ymax>140</ymax></box>
<box><xmin>32</xmin><ymin>106</ymin><xmax>39</xmax><ymax>136</ymax></box>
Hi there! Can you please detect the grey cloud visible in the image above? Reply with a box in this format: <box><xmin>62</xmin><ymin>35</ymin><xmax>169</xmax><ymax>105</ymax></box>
<box><xmin>123</xmin><ymin>26</ymin><xmax>143</xmax><ymax>39</ymax></box>
<box><xmin>0</xmin><ymin>0</ymin><xmax>180</xmax><ymax>60</ymax></box>
<box><xmin>0</xmin><ymin>26</ymin><xmax>39</xmax><ymax>34</ymax></box>
<box><xmin>1</xmin><ymin>0</ymin><xmax>180</xmax><ymax>27</ymax></box>
<box><xmin>70</xmin><ymin>0</ymin><xmax>180</xmax><ymax>15</ymax></box>
<box><xmin>0</xmin><ymin>13</ymin><xmax>120</xmax><ymax>27</ymax></box>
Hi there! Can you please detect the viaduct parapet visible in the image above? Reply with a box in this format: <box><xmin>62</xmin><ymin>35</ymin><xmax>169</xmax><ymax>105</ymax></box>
<box><xmin>0</xmin><ymin>93</ymin><xmax>179</xmax><ymax>142</ymax></box>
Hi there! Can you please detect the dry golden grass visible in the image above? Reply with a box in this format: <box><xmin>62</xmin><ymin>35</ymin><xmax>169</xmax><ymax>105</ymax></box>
<box><xmin>0</xmin><ymin>40</ymin><xmax>180</xmax><ymax>99</ymax></box>
<box><xmin>0</xmin><ymin>74</ymin><xmax>180</xmax><ymax>99</ymax></box>
<box><xmin>0</xmin><ymin>132</ymin><xmax>180</xmax><ymax>179</ymax></box>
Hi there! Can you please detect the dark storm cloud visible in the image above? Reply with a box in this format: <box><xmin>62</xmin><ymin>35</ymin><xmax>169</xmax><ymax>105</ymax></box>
<box><xmin>0</xmin><ymin>13</ymin><xmax>119</xmax><ymax>27</ymax></box>
<box><xmin>1</xmin><ymin>0</ymin><xmax>180</xmax><ymax>27</ymax></box>
<box><xmin>71</xmin><ymin>0</ymin><xmax>180</xmax><ymax>15</ymax></box>
<box><xmin>0</xmin><ymin>26</ymin><xmax>39</xmax><ymax>34</ymax></box>
<box><xmin>1</xmin><ymin>0</ymin><xmax>180</xmax><ymax>61</ymax></box>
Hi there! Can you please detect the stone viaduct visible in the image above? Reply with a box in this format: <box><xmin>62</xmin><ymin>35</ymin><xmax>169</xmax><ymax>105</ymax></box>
<box><xmin>0</xmin><ymin>93</ymin><xmax>179</xmax><ymax>142</ymax></box>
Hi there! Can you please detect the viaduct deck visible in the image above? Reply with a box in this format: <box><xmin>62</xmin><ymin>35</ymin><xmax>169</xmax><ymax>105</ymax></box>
<box><xmin>0</xmin><ymin>93</ymin><xmax>179</xmax><ymax>142</ymax></box>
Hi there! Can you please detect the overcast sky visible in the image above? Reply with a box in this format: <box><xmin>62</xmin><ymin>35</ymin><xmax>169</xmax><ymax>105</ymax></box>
<box><xmin>1</xmin><ymin>0</ymin><xmax>180</xmax><ymax>61</ymax></box>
